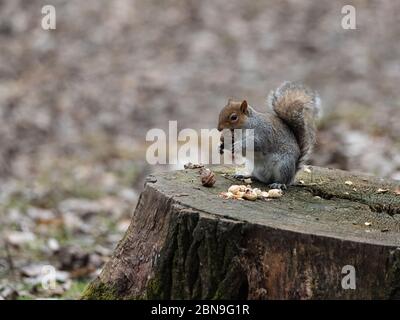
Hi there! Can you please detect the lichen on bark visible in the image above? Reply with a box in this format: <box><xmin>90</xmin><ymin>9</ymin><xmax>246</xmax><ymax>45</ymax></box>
<box><xmin>146</xmin><ymin>209</ymin><xmax>248</xmax><ymax>299</ymax></box>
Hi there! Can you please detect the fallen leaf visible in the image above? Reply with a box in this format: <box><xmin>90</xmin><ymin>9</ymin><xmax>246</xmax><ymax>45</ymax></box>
<box><xmin>376</xmin><ymin>188</ymin><xmax>389</xmax><ymax>194</ymax></box>
<box><xmin>47</xmin><ymin>238</ymin><xmax>60</xmax><ymax>252</ymax></box>
<box><xmin>6</xmin><ymin>231</ymin><xmax>36</xmax><ymax>246</ymax></box>
<box><xmin>0</xmin><ymin>286</ymin><xmax>18</xmax><ymax>300</ymax></box>
<box><xmin>345</xmin><ymin>181</ymin><xmax>353</xmax><ymax>186</ymax></box>
<box><xmin>27</xmin><ymin>207</ymin><xmax>55</xmax><ymax>223</ymax></box>
<box><xmin>58</xmin><ymin>198</ymin><xmax>103</xmax><ymax>217</ymax></box>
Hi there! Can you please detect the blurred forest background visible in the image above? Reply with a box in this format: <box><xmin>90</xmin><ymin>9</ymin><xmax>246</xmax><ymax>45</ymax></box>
<box><xmin>0</xmin><ymin>0</ymin><xmax>399</xmax><ymax>299</ymax></box>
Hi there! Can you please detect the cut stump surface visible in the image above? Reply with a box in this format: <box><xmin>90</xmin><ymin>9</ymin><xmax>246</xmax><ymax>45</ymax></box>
<box><xmin>82</xmin><ymin>166</ymin><xmax>400</xmax><ymax>299</ymax></box>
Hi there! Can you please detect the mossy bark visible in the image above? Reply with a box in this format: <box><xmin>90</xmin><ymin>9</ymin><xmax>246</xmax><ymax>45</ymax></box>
<box><xmin>82</xmin><ymin>166</ymin><xmax>400</xmax><ymax>300</ymax></box>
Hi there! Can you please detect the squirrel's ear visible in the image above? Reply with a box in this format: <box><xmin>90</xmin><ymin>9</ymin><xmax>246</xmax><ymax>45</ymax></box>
<box><xmin>240</xmin><ymin>100</ymin><xmax>248</xmax><ymax>114</ymax></box>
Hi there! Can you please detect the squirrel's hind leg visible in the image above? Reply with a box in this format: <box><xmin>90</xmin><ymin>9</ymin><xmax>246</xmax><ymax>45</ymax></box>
<box><xmin>269</xmin><ymin>155</ymin><xmax>297</xmax><ymax>189</ymax></box>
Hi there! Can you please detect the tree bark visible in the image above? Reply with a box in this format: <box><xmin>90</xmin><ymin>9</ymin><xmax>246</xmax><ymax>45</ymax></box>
<box><xmin>82</xmin><ymin>166</ymin><xmax>400</xmax><ymax>299</ymax></box>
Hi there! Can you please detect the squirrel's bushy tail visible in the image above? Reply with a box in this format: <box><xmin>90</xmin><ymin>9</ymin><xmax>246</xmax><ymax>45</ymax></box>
<box><xmin>268</xmin><ymin>81</ymin><xmax>321</xmax><ymax>170</ymax></box>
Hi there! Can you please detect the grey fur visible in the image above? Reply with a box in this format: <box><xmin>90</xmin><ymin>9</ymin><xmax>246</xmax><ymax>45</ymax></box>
<box><xmin>268</xmin><ymin>81</ymin><xmax>321</xmax><ymax>169</ymax></box>
<box><xmin>237</xmin><ymin>82</ymin><xmax>320</xmax><ymax>188</ymax></box>
<box><xmin>238</xmin><ymin>107</ymin><xmax>300</xmax><ymax>187</ymax></box>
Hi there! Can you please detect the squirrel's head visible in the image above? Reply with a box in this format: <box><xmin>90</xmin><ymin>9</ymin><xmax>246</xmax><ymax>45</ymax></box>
<box><xmin>217</xmin><ymin>99</ymin><xmax>249</xmax><ymax>131</ymax></box>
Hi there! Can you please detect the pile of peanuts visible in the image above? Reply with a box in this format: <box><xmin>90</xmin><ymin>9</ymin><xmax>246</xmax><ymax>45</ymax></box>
<box><xmin>219</xmin><ymin>185</ymin><xmax>283</xmax><ymax>201</ymax></box>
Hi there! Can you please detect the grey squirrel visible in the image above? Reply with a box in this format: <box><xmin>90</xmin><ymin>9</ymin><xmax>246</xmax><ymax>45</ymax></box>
<box><xmin>217</xmin><ymin>81</ymin><xmax>321</xmax><ymax>189</ymax></box>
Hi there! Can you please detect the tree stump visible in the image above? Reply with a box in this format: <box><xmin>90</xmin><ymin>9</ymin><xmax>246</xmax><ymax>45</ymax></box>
<box><xmin>82</xmin><ymin>166</ymin><xmax>400</xmax><ymax>299</ymax></box>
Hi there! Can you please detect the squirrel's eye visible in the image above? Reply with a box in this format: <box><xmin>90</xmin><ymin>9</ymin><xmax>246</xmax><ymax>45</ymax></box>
<box><xmin>230</xmin><ymin>113</ymin><xmax>238</xmax><ymax>122</ymax></box>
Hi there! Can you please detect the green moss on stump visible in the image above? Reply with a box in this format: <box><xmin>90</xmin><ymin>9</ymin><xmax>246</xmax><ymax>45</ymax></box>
<box><xmin>81</xmin><ymin>279</ymin><xmax>118</xmax><ymax>300</ymax></box>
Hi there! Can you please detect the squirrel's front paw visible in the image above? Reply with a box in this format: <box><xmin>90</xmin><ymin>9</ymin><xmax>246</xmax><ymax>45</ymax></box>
<box><xmin>268</xmin><ymin>183</ymin><xmax>287</xmax><ymax>190</ymax></box>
